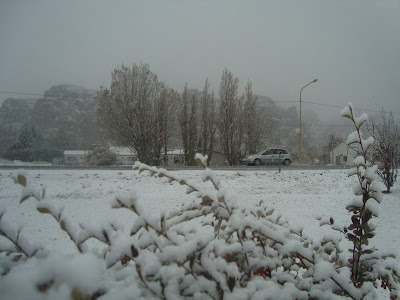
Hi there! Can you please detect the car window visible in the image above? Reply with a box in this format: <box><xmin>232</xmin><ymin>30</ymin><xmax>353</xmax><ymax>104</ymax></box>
<box><xmin>275</xmin><ymin>149</ymin><xmax>288</xmax><ymax>154</ymax></box>
<box><xmin>263</xmin><ymin>150</ymin><xmax>273</xmax><ymax>155</ymax></box>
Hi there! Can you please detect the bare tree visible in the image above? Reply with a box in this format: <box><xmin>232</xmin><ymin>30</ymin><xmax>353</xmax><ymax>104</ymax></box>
<box><xmin>152</xmin><ymin>86</ymin><xmax>179</xmax><ymax>165</ymax></box>
<box><xmin>199</xmin><ymin>79</ymin><xmax>217</xmax><ymax>164</ymax></box>
<box><xmin>153</xmin><ymin>86</ymin><xmax>168</xmax><ymax>164</ymax></box>
<box><xmin>97</xmin><ymin>64</ymin><xmax>173</xmax><ymax>164</ymax></box>
<box><xmin>178</xmin><ymin>84</ymin><xmax>189</xmax><ymax>165</ymax></box>
<box><xmin>187</xmin><ymin>94</ymin><xmax>198</xmax><ymax>165</ymax></box>
<box><xmin>164</xmin><ymin>88</ymin><xmax>180</xmax><ymax>163</ymax></box>
<box><xmin>178</xmin><ymin>84</ymin><xmax>198</xmax><ymax>166</ymax></box>
<box><xmin>242</xmin><ymin>81</ymin><xmax>264</xmax><ymax>154</ymax></box>
<box><xmin>368</xmin><ymin>110</ymin><xmax>399</xmax><ymax>193</ymax></box>
<box><xmin>218</xmin><ymin>68</ymin><xmax>243</xmax><ymax>165</ymax></box>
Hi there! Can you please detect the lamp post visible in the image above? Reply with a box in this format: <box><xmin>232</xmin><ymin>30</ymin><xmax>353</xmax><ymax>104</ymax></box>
<box><xmin>298</xmin><ymin>79</ymin><xmax>318</xmax><ymax>163</ymax></box>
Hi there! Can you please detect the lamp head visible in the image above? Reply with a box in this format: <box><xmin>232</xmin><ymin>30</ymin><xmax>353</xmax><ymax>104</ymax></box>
<box><xmin>312</xmin><ymin>79</ymin><xmax>318</xmax><ymax>83</ymax></box>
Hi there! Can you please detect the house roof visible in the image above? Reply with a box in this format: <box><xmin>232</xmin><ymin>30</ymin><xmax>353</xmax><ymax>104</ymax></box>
<box><xmin>110</xmin><ymin>147</ymin><xmax>136</xmax><ymax>156</ymax></box>
<box><xmin>166</xmin><ymin>149</ymin><xmax>225</xmax><ymax>155</ymax></box>
<box><xmin>348</xmin><ymin>144</ymin><xmax>363</xmax><ymax>154</ymax></box>
<box><xmin>332</xmin><ymin>142</ymin><xmax>362</xmax><ymax>154</ymax></box>
<box><xmin>167</xmin><ymin>149</ymin><xmax>185</xmax><ymax>155</ymax></box>
<box><xmin>64</xmin><ymin>150</ymin><xmax>90</xmax><ymax>155</ymax></box>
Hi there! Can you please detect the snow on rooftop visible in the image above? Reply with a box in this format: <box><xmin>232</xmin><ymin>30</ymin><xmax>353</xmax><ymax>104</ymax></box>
<box><xmin>64</xmin><ymin>150</ymin><xmax>90</xmax><ymax>155</ymax></box>
<box><xmin>109</xmin><ymin>147</ymin><xmax>136</xmax><ymax>156</ymax></box>
<box><xmin>167</xmin><ymin>149</ymin><xmax>184</xmax><ymax>155</ymax></box>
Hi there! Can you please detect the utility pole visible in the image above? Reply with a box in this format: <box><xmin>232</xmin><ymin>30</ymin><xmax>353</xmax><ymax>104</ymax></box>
<box><xmin>299</xmin><ymin>79</ymin><xmax>318</xmax><ymax>163</ymax></box>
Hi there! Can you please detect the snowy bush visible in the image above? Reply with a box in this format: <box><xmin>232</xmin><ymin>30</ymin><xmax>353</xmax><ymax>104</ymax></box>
<box><xmin>0</xmin><ymin>104</ymin><xmax>399</xmax><ymax>299</ymax></box>
<box><xmin>84</xmin><ymin>147</ymin><xmax>117</xmax><ymax>166</ymax></box>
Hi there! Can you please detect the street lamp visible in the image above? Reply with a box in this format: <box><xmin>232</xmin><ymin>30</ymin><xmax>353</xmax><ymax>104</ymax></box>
<box><xmin>298</xmin><ymin>79</ymin><xmax>318</xmax><ymax>163</ymax></box>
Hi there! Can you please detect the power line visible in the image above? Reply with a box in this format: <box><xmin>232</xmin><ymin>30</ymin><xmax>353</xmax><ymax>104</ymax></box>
<box><xmin>264</xmin><ymin>98</ymin><xmax>400</xmax><ymax>115</ymax></box>
<box><xmin>0</xmin><ymin>91</ymin><xmax>43</xmax><ymax>96</ymax></box>
<box><xmin>282</xmin><ymin>123</ymin><xmax>353</xmax><ymax>128</ymax></box>
<box><xmin>1</xmin><ymin>89</ymin><xmax>399</xmax><ymax>115</ymax></box>
<box><xmin>0</xmin><ymin>90</ymin><xmax>95</xmax><ymax>100</ymax></box>
<box><xmin>302</xmin><ymin>100</ymin><xmax>400</xmax><ymax>115</ymax></box>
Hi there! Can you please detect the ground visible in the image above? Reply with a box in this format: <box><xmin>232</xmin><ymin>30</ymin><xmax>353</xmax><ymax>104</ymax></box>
<box><xmin>0</xmin><ymin>168</ymin><xmax>399</xmax><ymax>298</ymax></box>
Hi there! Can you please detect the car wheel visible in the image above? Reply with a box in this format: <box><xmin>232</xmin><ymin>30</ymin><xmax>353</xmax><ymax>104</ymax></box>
<box><xmin>254</xmin><ymin>159</ymin><xmax>261</xmax><ymax>166</ymax></box>
<box><xmin>283</xmin><ymin>159</ymin><xmax>291</xmax><ymax>166</ymax></box>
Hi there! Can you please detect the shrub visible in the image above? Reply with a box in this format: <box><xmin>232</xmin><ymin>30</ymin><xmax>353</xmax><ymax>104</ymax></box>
<box><xmin>0</xmin><ymin>104</ymin><xmax>399</xmax><ymax>299</ymax></box>
<box><xmin>84</xmin><ymin>147</ymin><xmax>117</xmax><ymax>166</ymax></box>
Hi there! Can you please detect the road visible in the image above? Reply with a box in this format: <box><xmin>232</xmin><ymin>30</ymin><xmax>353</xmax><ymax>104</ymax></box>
<box><xmin>0</xmin><ymin>164</ymin><xmax>351</xmax><ymax>171</ymax></box>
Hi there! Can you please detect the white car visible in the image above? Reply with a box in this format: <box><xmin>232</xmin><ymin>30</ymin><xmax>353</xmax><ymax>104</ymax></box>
<box><xmin>242</xmin><ymin>148</ymin><xmax>292</xmax><ymax>166</ymax></box>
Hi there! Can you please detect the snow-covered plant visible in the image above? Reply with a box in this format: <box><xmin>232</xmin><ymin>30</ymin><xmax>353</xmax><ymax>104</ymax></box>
<box><xmin>84</xmin><ymin>147</ymin><xmax>117</xmax><ymax>166</ymax></box>
<box><xmin>319</xmin><ymin>103</ymin><xmax>400</xmax><ymax>298</ymax></box>
<box><xmin>125</xmin><ymin>153</ymin><xmax>398</xmax><ymax>299</ymax></box>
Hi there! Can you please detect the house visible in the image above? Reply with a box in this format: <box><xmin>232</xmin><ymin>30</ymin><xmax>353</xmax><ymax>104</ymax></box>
<box><xmin>63</xmin><ymin>147</ymin><xmax>137</xmax><ymax>166</ymax></box>
<box><xmin>110</xmin><ymin>147</ymin><xmax>137</xmax><ymax>165</ymax></box>
<box><xmin>63</xmin><ymin>150</ymin><xmax>91</xmax><ymax>165</ymax></box>
<box><xmin>164</xmin><ymin>149</ymin><xmax>185</xmax><ymax>166</ymax></box>
<box><xmin>330</xmin><ymin>142</ymin><xmax>360</xmax><ymax>166</ymax></box>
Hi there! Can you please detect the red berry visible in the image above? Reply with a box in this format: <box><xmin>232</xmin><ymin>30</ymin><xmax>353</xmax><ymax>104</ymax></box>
<box><xmin>348</xmin><ymin>259</ymin><xmax>354</xmax><ymax>263</ymax></box>
<box><xmin>121</xmin><ymin>256</ymin><xmax>131</xmax><ymax>265</ymax></box>
<box><xmin>254</xmin><ymin>268</ymin><xmax>266</xmax><ymax>278</ymax></box>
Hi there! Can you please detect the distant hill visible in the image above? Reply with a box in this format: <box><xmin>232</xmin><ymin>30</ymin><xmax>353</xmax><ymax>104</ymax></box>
<box><xmin>0</xmin><ymin>85</ymin><xmax>102</xmax><ymax>158</ymax></box>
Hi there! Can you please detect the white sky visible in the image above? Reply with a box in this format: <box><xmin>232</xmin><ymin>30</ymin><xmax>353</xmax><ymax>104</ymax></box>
<box><xmin>0</xmin><ymin>0</ymin><xmax>399</xmax><ymax>118</ymax></box>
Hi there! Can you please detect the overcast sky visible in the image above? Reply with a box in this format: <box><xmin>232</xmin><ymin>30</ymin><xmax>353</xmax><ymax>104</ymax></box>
<box><xmin>0</xmin><ymin>0</ymin><xmax>399</xmax><ymax>119</ymax></box>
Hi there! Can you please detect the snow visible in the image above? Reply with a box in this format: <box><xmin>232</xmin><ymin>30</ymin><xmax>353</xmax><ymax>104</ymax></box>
<box><xmin>0</xmin><ymin>253</ymin><xmax>106</xmax><ymax>299</ymax></box>
<box><xmin>354</xmin><ymin>113</ymin><xmax>368</xmax><ymax>129</ymax></box>
<box><xmin>64</xmin><ymin>150</ymin><xmax>91</xmax><ymax>156</ymax></box>
<box><xmin>0</xmin><ymin>168</ymin><xmax>399</xmax><ymax>299</ymax></box>
<box><xmin>167</xmin><ymin>149</ymin><xmax>184</xmax><ymax>155</ymax></box>
<box><xmin>361</xmin><ymin>136</ymin><xmax>375</xmax><ymax>151</ymax></box>
<box><xmin>109</xmin><ymin>147</ymin><xmax>135</xmax><ymax>156</ymax></box>
<box><xmin>346</xmin><ymin>130</ymin><xmax>361</xmax><ymax>145</ymax></box>
<box><xmin>0</xmin><ymin>160</ymin><xmax>52</xmax><ymax>167</ymax></box>
<box><xmin>340</xmin><ymin>103</ymin><xmax>353</xmax><ymax>118</ymax></box>
<box><xmin>195</xmin><ymin>153</ymin><xmax>208</xmax><ymax>167</ymax></box>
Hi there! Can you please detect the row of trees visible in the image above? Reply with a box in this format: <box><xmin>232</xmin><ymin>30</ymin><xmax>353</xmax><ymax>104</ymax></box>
<box><xmin>97</xmin><ymin>64</ymin><xmax>270</xmax><ymax>166</ymax></box>
<box><xmin>96</xmin><ymin>63</ymin><xmax>400</xmax><ymax>176</ymax></box>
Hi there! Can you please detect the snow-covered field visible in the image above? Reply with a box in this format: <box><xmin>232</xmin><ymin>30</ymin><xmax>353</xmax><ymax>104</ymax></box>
<box><xmin>0</xmin><ymin>167</ymin><xmax>399</xmax><ymax>298</ymax></box>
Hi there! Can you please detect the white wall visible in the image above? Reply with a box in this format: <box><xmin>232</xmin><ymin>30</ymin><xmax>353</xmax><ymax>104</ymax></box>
<box><xmin>331</xmin><ymin>143</ymin><xmax>358</xmax><ymax>166</ymax></box>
